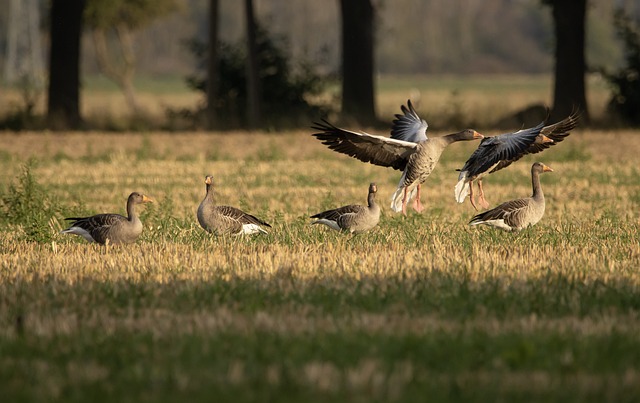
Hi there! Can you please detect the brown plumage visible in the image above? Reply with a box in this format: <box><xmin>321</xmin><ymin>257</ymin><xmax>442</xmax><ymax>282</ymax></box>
<box><xmin>312</xmin><ymin>102</ymin><xmax>483</xmax><ymax>215</ymax></box>
<box><xmin>61</xmin><ymin>192</ymin><xmax>153</xmax><ymax>244</ymax></box>
<box><xmin>468</xmin><ymin>162</ymin><xmax>553</xmax><ymax>231</ymax></box>
<box><xmin>311</xmin><ymin>183</ymin><xmax>380</xmax><ymax>234</ymax></box>
<box><xmin>197</xmin><ymin>175</ymin><xmax>271</xmax><ymax>235</ymax></box>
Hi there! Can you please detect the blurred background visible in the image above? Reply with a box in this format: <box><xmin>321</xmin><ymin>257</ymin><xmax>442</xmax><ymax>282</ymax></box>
<box><xmin>0</xmin><ymin>0</ymin><xmax>638</xmax><ymax>131</ymax></box>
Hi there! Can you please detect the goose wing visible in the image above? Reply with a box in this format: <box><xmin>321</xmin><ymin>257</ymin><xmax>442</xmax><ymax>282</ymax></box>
<box><xmin>311</xmin><ymin>120</ymin><xmax>418</xmax><ymax>171</ymax></box>
<box><xmin>216</xmin><ymin>205</ymin><xmax>271</xmax><ymax>227</ymax></box>
<box><xmin>460</xmin><ymin>121</ymin><xmax>545</xmax><ymax>178</ymax></box>
<box><xmin>311</xmin><ymin>204</ymin><xmax>364</xmax><ymax>222</ymax></box>
<box><xmin>390</xmin><ymin>100</ymin><xmax>428</xmax><ymax>143</ymax></box>
<box><xmin>65</xmin><ymin>214</ymin><xmax>127</xmax><ymax>243</ymax></box>
<box><xmin>490</xmin><ymin>112</ymin><xmax>580</xmax><ymax>173</ymax></box>
<box><xmin>469</xmin><ymin>198</ymin><xmax>530</xmax><ymax>228</ymax></box>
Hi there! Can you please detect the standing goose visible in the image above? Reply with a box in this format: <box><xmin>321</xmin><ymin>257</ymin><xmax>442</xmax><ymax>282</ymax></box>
<box><xmin>61</xmin><ymin>192</ymin><xmax>153</xmax><ymax>244</ymax></box>
<box><xmin>311</xmin><ymin>101</ymin><xmax>483</xmax><ymax>215</ymax></box>
<box><xmin>468</xmin><ymin>162</ymin><xmax>553</xmax><ymax>231</ymax></box>
<box><xmin>455</xmin><ymin>112</ymin><xmax>579</xmax><ymax>209</ymax></box>
<box><xmin>311</xmin><ymin>183</ymin><xmax>380</xmax><ymax>234</ymax></box>
<box><xmin>197</xmin><ymin>175</ymin><xmax>271</xmax><ymax>235</ymax></box>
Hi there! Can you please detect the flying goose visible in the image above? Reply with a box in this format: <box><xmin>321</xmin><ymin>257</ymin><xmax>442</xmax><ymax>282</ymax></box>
<box><xmin>60</xmin><ymin>192</ymin><xmax>153</xmax><ymax>244</ymax></box>
<box><xmin>455</xmin><ymin>112</ymin><xmax>579</xmax><ymax>209</ymax></box>
<box><xmin>311</xmin><ymin>101</ymin><xmax>483</xmax><ymax>215</ymax></box>
<box><xmin>468</xmin><ymin>162</ymin><xmax>553</xmax><ymax>231</ymax></box>
<box><xmin>311</xmin><ymin>183</ymin><xmax>380</xmax><ymax>233</ymax></box>
<box><xmin>197</xmin><ymin>175</ymin><xmax>271</xmax><ymax>235</ymax></box>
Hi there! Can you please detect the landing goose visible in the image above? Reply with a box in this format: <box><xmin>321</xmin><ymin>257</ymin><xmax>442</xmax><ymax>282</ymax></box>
<box><xmin>468</xmin><ymin>162</ymin><xmax>553</xmax><ymax>231</ymax></box>
<box><xmin>311</xmin><ymin>183</ymin><xmax>380</xmax><ymax>233</ymax></box>
<box><xmin>61</xmin><ymin>192</ymin><xmax>153</xmax><ymax>244</ymax></box>
<box><xmin>311</xmin><ymin>101</ymin><xmax>483</xmax><ymax>215</ymax></box>
<box><xmin>197</xmin><ymin>175</ymin><xmax>271</xmax><ymax>235</ymax></box>
<box><xmin>455</xmin><ymin>112</ymin><xmax>578</xmax><ymax>209</ymax></box>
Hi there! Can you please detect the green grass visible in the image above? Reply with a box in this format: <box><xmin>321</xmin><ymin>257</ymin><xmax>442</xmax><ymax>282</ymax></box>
<box><xmin>1</xmin><ymin>130</ymin><xmax>640</xmax><ymax>402</ymax></box>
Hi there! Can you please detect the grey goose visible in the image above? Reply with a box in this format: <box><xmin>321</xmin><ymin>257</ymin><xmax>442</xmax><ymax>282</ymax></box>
<box><xmin>61</xmin><ymin>192</ymin><xmax>153</xmax><ymax>244</ymax></box>
<box><xmin>468</xmin><ymin>162</ymin><xmax>553</xmax><ymax>231</ymax></box>
<box><xmin>311</xmin><ymin>183</ymin><xmax>380</xmax><ymax>234</ymax></box>
<box><xmin>197</xmin><ymin>175</ymin><xmax>271</xmax><ymax>235</ymax></box>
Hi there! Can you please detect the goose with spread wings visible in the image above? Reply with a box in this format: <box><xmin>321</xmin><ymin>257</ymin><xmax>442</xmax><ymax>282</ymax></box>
<box><xmin>311</xmin><ymin>101</ymin><xmax>483</xmax><ymax>215</ymax></box>
<box><xmin>454</xmin><ymin>112</ymin><xmax>579</xmax><ymax>210</ymax></box>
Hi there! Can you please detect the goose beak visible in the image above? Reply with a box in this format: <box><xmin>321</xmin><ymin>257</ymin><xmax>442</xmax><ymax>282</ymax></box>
<box><xmin>542</xmin><ymin>165</ymin><xmax>554</xmax><ymax>172</ymax></box>
<box><xmin>473</xmin><ymin>131</ymin><xmax>484</xmax><ymax>140</ymax></box>
<box><xmin>204</xmin><ymin>176</ymin><xmax>213</xmax><ymax>185</ymax></box>
<box><xmin>540</xmin><ymin>134</ymin><xmax>554</xmax><ymax>144</ymax></box>
<box><xmin>142</xmin><ymin>195</ymin><xmax>154</xmax><ymax>203</ymax></box>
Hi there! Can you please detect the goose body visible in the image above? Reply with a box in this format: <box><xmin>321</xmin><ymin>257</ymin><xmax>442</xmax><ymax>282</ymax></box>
<box><xmin>456</xmin><ymin>112</ymin><xmax>578</xmax><ymax>209</ymax></box>
<box><xmin>469</xmin><ymin>162</ymin><xmax>553</xmax><ymax>231</ymax></box>
<box><xmin>197</xmin><ymin>175</ymin><xmax>271</xmax><ymax>235</ymax></box>
<box><xmin>61</xmin><ymin>192</ymin><xmax>153</xmax><ymax>244</ymax></box>
<box><xmin>311</xmin><ymin>183</ymin><xmax>380</xmax><ymax>234</ymax></box>
<box><xmin>312</xmin><ymin>100</ymin><xmax>483</xmax><ymax>214</ymax></box>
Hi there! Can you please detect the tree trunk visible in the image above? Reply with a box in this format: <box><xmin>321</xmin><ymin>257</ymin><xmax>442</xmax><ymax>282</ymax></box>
<box><xmin>206</xmin><ymin>0</ymin><xmax>219</xmax><ymax>129</ymax></box>
<box><xmin>339</xmin><ymin>0</ymin><xmax>376</xmax><ymax>124</ymax></box>
<box><xmin>549</xmin><ymin>0</ymin><xmax>589</xmax><ymax>123</ymax></box>
<box><xmin>92</xmin><ymin>25</ymin><xmax>139</xmax><ymax>113</ymax></box>
<box><xmin>245</xmin><ymin>0</ymin><xmax>262</xmax><ymax>128</ymax></box>
<box><xmin>47</xmin><ymin>0</ymin><xmax>85</xmax><ymax>130</ymax></box>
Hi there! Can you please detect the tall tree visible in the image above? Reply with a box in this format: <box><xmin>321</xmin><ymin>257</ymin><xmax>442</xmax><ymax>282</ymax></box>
<box><xmin>543</xmin><ymin>0</ymin><xmax>590</xmax><ymax>123</ymax></box>
<box><xmin>47</xmin><ymin>0</ymin><xmax>86</xmax><ymax>130</ymax></box>
<box><xmin>245</xmin><ymin>0</ymin><xmax>262</xmax><ymax>128</ymax></box>
<box><xmin>339</xmin><ymin>0</ymin><xmax>376</xmax><ymax>124</ymax></box>
<box><xmin>84</xmin><ymin>0</ymin><xmax>178</xmax><ymax>113</ymax></box>
<box><xmin>206</xmin><ymin>0</ymin><xmax>220</xmax><ymax>129</ymax></box>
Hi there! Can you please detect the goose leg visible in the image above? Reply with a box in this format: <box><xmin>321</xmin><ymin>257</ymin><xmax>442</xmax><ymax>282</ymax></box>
<box><xmin>477</xmin><ymin>179</ymin><xmax>490</xmax><ymax>209</ymax></box>
<box><xmin>412</xmin><ymin>184</ymin><xmax>424</xmax><ymax>213</ymax></box>
<box><xmin>402</xmin><ymin>187</ymin><xmax>408</xmax><ymax>216</ymax></box>
<box><xmin>469</xmin><ymin>180</ymin><xmax>479</xmax><ymax>211</ymax></box>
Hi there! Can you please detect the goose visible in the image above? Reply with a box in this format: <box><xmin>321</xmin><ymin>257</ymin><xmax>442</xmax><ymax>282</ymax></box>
<box><xmin>60</xmin><ymin>192</ymin><xmax>153</xmax><ymax>244</ymax></box>
<box><xmin>468</xmin><ymin>162</ymin><xmax>553</xmax><ymax>231</ymax></box>
<box><xmin>311</xmin><ymin>183</ymin><xmax>380</xmax><ymax>233</ymax></box>
<box><xmin>455</xmin><ymin>112</ymin><xmax>579</xmax><ymax>210</ymax></box>
<box><xmin>311</xmin><ymin>101</ymin><xmax>483</xmax><ymax>215</ymax></box>
<box><xmin>197</xmin><ymin>175</ymin><xmax>271</xmax><ymax>235</ymax></box>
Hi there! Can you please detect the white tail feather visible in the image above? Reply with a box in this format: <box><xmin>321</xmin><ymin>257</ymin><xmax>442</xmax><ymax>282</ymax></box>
<box><xmin>454</xmin><ymin>171</ymin><xmax>469</xmax><ymax>203</ymax></box>
<box><xmin>241</xmin><ymin>223</ymin><xmax>268</xmax><ymax>235</ymax></box>
<box><xmin>311</xmin><ymin>219</ymin><xmax>341</xmax><ymax>231</ymax></box>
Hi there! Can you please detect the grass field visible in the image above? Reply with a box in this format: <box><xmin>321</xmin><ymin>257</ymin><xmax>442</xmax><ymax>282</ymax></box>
<box><xmin>1</xmin><ymin>126</ymin><xmax>640</xmax><ymax>402</ymax></box>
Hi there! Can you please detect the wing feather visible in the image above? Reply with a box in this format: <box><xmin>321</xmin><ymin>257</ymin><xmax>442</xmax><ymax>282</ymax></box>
<box><xmin>311</xmin><ymin>120</ymin><xmax>417</xmax><ymax>171</ymax></box>
<box><xmin>389</xmin><ymin>100</ymin><xmax>428</xmax><ymax>143</ymax></box>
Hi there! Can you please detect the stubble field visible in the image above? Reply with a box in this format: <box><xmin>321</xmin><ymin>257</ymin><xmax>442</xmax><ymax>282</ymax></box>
<box><xmin>1</xmin><ymin>127</ymin><xmax>640</xmax><ymax>402</ymax></box>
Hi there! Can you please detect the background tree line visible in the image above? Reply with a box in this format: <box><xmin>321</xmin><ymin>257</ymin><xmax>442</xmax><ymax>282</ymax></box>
<box><xmin>1</xmin><ymin>0</ymin><xmax>639</xmax><ymax>130</ymax></box>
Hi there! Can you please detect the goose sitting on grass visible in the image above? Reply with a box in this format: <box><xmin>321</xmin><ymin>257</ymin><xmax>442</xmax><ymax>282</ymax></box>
<box><xmin>455</xmin><ymin>112</ymin><xmax>578</xmax><ymax>210</ymax></box>
<box><xmin>197</xmin><ymin>175</ymin><xmax>271</xmax><ymax>235</ymax></box>
<box><xmin>61</xmin><ymin>192</ymin><xmax>153</xmax><ymax>244</ymax></box>
<box><xmin>469</xmin><ymin>162</ymin><xmax>553</xmax><ymax>231</ymax></box>
<box><xmin>311</xmin><ymin>183</ymin><xmax>380</xmax><ymax>234</ymax></box>
<box><xmin>312</xmin><ymin>100</ymin><xmax>483</xmax><ymax>215</ymax></box>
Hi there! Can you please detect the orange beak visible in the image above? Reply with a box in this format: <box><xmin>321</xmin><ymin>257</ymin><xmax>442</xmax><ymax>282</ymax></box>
<box><xmin>540</xmin><ymin>134</ymin><xmax>554</xmax><ymax>144</ymax></box>
<box><xmin>542</xmin><ymin>165</ymin><xmax>554</xmax><ymax>172</ymax></box>
<box><xmin>473</xmin><ymin>131</ymin><xmax>484</xmax><ymax>140</ymax></box>
<box><xmin>142</xmin><ymin>195</ymin><xmax>154</xmax><ymax>203</ymax></box>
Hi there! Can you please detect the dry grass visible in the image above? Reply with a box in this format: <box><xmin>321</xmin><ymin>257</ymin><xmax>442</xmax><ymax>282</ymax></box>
<box><xmin>1</xmin><ymin>128</ymin><xmax>640</xmax><ymax>401</ymax></box>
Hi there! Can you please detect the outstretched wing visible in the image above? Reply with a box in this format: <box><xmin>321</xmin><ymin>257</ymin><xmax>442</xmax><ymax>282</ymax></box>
<box><xmin>390</xmin><ymin>100</ymin><xmax>428</xmax><ymax>143</ymax></box>
<box><xmin>459</xmin><ymin>121</ymin><xmax>545</xmax><ymax>178</ymax></box>
<box><xmin>311</xmin><ymin>119</ymin><xmax>418</xmax><ymax>171</ymax></box>
<box><xmin>490</xmin><ymin>112</ymin><xmax>580</xmax><ymax>173</ymax></box>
